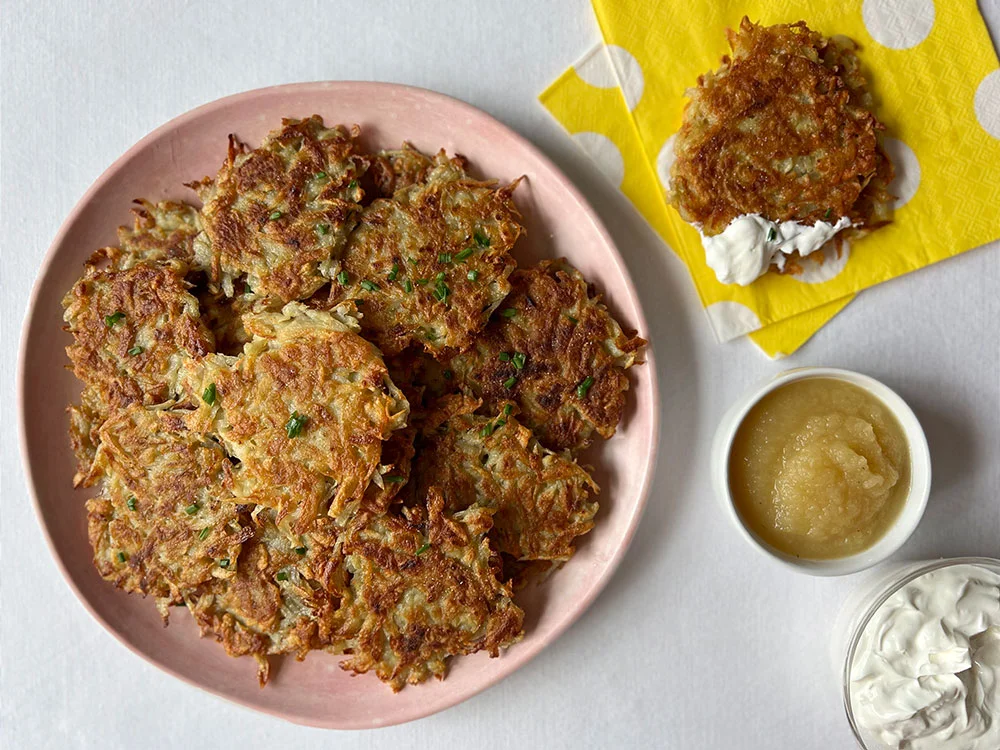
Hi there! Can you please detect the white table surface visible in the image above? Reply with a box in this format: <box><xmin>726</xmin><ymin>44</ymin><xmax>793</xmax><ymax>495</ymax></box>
<box><xmin>3</xmin><ymin>2</ymin><xmax>999</xmax><ymax>748</ymax></box>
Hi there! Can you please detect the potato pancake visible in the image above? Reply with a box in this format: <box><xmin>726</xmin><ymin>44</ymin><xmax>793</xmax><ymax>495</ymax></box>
<box><xmin>668</xmin><ymin>18</ymin><xmax>894</xmax><ymax>238</ymax></box>
<box><xmin>85</xmin><ymin>405</ymin><xmax>251</xmax><ymax>615</ymax></box>
<box><xmin>183</xmin><ymin>303</ymin><xmax>409</xmax><ymax>530</ymax></box>
<box><xmin>192</xmin><ymin>116</ymin><xmax>365</xmax><ymax>301</ymax></box>
<box><xmin>330</xmin><ymin>149</ymin><xmax>521</xmax><ymax>357</ymax></box>
<box><xmin>367</xmin><ymin>143</ymin><xmax>436</xmax><ymax>198</ymax></box>
<box><xmin>337</xmin><ymin>488</ymin><xmax>524</xmax><ymax>691</ymax></box>
<box><xmin>117</xmin><ymin>199</ymin><xmax>202</xmax><ymax>265</ymax></box>
<box><xmin>442</xmin><ymin>259</ymin><xmax>644</xmax><ymax>453</ymax></box>
<box><xmin>413</xmin><ymin>396</ymin><xmax>598</xmax><ymax>561</ymax></box>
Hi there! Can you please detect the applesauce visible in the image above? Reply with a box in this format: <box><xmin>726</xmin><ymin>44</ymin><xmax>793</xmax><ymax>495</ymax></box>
<box><xmin>729</xmin><ymin>378</ymin><xmax>910</xmax><ymax>560</ymax></box>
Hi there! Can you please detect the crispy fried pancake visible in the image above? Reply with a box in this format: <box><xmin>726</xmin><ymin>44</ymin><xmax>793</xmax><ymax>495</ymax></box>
<box><xmin>185</xmin><ymin>514</ymin><xmax>350</xmax><ymax>686</ymax></box>
<box><xmin>367</xmin><ymin>143</ymin><xmax>436</xmax><ymax>198</ymax></box>
<box><xmin>184</xmin><ymin>303</ymin><xmax>409</xmax><ymax>530</ymax></box>
<box><xmin>192</xmin><ymin>116</ymin><xmax>365</xmax><ymax>300</ymax></box>
<box><xmin>117</xmin><ymin>199</ymin><xmax>202</xmax><ymax>265</ymax></box>
<box><xmin>668</xmin><ymin>18</ymin><xmax>894</xmax><ymax>237</ymax></box>
<box><xmin>414</xmin><ymin>396</ymin><xmax>599</xmax><ymax>561</ymax></box>
<box><xmin>85</xmin><ymin>405</ymin><xmax>250</xmax><ymax>614</ymax></box>
<box><xmin>330</xmin><ymin>150</ymin><xmax>521</xmax><ymax>357</ymax></box>
<box><xmin>442</xmin><ymin>259</ymin><xmax>644</xmax><ymax>453</ymax></box>
<box><xmin>362</xmin><ymin>426</ymin><xmax>417</xmax><ymax>515</ymax></box>
<box><xmin>337</xmin><ymin>488</ymin><xmax>524</xmax><ymax>690</ymax></box>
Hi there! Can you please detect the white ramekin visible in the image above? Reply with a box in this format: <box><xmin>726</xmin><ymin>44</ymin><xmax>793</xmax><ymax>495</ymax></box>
<box><xmin>710</xmin><ymin>367</ymin><xmax>931</xmax><ymax>576</ymax></box>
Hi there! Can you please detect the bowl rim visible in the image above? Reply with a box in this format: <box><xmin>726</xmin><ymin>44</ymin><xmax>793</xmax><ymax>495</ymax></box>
<box><xmin>711</xmin><ymin>366</ymin><xmax>931</xmax><ymax>577</ymax></box>
<box><xmin>16</xmin><ymin>81</ymin><xmax>660</xmax><ymax>728</ymax></box>
<box><xmin>839</xmin><ymin>556</ymin><xmax>1000</xmax><ymax>749</ymax></box>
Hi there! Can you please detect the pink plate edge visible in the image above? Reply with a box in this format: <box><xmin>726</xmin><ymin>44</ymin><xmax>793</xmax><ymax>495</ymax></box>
<box><xmin>17</xmin><ymin>81</ymin><xmax>661</xmax><ymax>730</ymax></box>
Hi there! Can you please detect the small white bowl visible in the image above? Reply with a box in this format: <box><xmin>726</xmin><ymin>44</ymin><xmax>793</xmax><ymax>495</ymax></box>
<box><xmin>710</xmin><ymin>367</ymin><xmax>931</xmax><ymax>576</ymax></box>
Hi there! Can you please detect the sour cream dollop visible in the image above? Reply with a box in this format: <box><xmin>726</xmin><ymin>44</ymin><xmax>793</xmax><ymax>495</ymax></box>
<box><xmin>850</xmin><ymin>563</ymin><xmax>1000</xmax><ymax>750</ymax></box>
<box><xmin>698</xmin><ymin>214</ymin><xmax>853</xmax><ymax>286</ymax></box>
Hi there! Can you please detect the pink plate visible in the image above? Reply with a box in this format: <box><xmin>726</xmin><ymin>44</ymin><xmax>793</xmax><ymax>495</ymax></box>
<box><xmin>18</xmin><ymin>82</ymin><xmax>659</xmax><ymax>729</ymax></box>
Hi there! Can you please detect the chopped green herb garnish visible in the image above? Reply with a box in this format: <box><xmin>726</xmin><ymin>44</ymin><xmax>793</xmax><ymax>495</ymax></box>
<box><xmin>494</xmin><ymin>418</ymin><xmax>507</xmax><ymax>429</ymax></box>
<box><xmin>512</xmin><ymin>352</ymin><xmax>526</xmax><ymax>370</ymax></box>
<box><xmin>387</xmin><ymin>264</ymin><xmax>399</xmax><ymax>281</ymax></box>
<box><xmin>269</xmin><ymin>210</ymin><xmax>282</xmax><ymax>221</ymax></box>
<box><xmin>576</xmin><ymin>376</ymin><xmax>595</xmax><ymax>399</ymax></box>
<box><xmin>294</xmin><ymin>546</ymin><xmax>307</xmax><ymax>555</ymax></box>
<box><xmin>383</xmin><ymin>475</ymin><xmax>406</xmax><ymax>484</ymax></box>
<box><xmin>244</xmin><ymin>281</ymin><xmax>253</xmax><ymax>295</ymax></box>
<box><xmin>347</xmin><ymin>180</ymin><xmax>359</xmax><ymax>192</ymax></box>
<box><xmin>276</xmin><ymin>571</ymin><xmax>289</xmax><ymax>581</ymax></box>
<box><xmin>104</xmin><ymin>311</ymin><xmax>125</xmax><ymax>328</ymax></box>
<box><xmin>425</xmin><ymin>329</ymin><xmax>438</xmax><ymax>341</ymax></box>
<box><xmin>285</xmin><ymin>411</ymin><xmax>308</xmax><ymax>438</ymax></box>
<box><xmin>126</xmin><ymin>496</ymin><xmax>137</xmax><ymax>511</ymax></box>
<box><xmin>185</xmin><ymin>503</ymin><xmax>199</xmax><ymax>515</ymax></box>
<box><xmin>337</xmin><ymin>270</ymin><xmax>349</xmax><ymax>285</ymax></box>
<box><xmin>404</xmin><ymin>279</ymin><xmax>413</xmax><ymax>293</ymax></box>
<box><xmin>127</xmin><ymin>345</ymin><xmax>144</xmax><ymax>356</ymax></box>
<box><xmin>199</xmin><ymin>527</ymin><xmax>211</xmax><ymax>541</ymax></box>
<box><xmin>434</xmin><ymin>271</ymin><xmax>446</xmax><ymax>283</ymax></box>
<box><xmin>433</xmin><ymin>281</ymin><xmax>450</xmax><ymax>302</ymax></box>
<box><xmin>467</xmin><ymin>270</ymin><xmax>479</xmax><ymax>281</ymax></box>
<box><xmin>202</xmin><ymin>382</ymin><xmax>217</xmax><ymax>406</ymax></box>
<box><xmin>438</xmin><ymin>252</ymin><xmax>452</xmax><ymax>263</ymax></box>
<box><xmin>566</xmin><ymin>314</ymin><xmax>578</xmax><ymax>324</ymax></box>
<box><xmin>116</xmin><ymin>552</ymin><xmax>126</xmax><ymax>563</ymax></box>
<box><xmin>503</xmin><ymin>376</ymin><xmax>517</xmax><ymax>389</ymax></box>
<box><xmin>443</xmin><ymin>369</ymin><xmax>453</xmax><ymax>380</ymax></box>
<box><xmin>501</xmin><ymin>308</ymin><xmax>516</xmax><ymax>319</ymax></box>
<box><xmin>766</xmin><ymin>227</ymin><xmax>776</xmax><ymax>242</ymax></box>
<box><xmin>415</xmin><ymin>542</ymin><xmax>431</xmax><ymax>555</ymax></box>
<box><xmin>315</xmin><ymin>171</ymin><xmax>327</xmax><ymax>179</ymax></box>
<box><xmin>473</xmin><ymin>230</ymin><xmax>490</xmax><ymax>248</ymax></box>
<box><xmin>415</xmin><ymin>278</ymin><xmax>429</xmax><ymax>285</ymax></box>
<box><xmin>219</xmin><ymin>558</ymin><xmax>231</xmax><ymax>569</ymax></box>
<box><xmin>360</xmin><ymin>280</ymin><xmax>379</xmax><ymax>292</ymax></box>
<box><xmin>824</xmin><ymin>208</ymin><xmax>832</xmax><ymax>219</ymax></box>
<box><xmin>498</xmin><ymin>352</ymin><xmax>511</xmax><ymax>362</ymax></box>
<box><xmin>316</xmin><ymin>223</ymin><xmax>330</xmax><ymax>236</ymax></box>
<box><xmin>503</xmin><ymin>404</ymin><xmax>513</xmax><ymax>416</ymax></box>
<box><xmin>480</xmin><ymin>423</ymin><xmax>495</xmax><ymax>438</ymax></box>
<box><xmin>455</xmin><ymin>247</ymin><xmax>474</xmax><ymax>261</ymax></box>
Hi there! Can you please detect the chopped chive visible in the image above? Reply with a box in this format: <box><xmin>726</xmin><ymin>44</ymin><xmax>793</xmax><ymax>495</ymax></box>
<box><xmin>404</xmin><ymin>279</ymin><xmax>413</xmax><ymax>293</ymax></box>
<box><xmin>501</xmin><ymin>308</ymin><xmax>516</xmax><ymax>319</ymax></box>
<box><xmin>337</xmin><ymin>270</ymin><xmax>349</xmax><ymax>285</ymax></box>
<box><xmin>269</xmin><ymin>210</ymin><xmax>282</xmax><ymax>221</ymax></box>
<box><xmin>360</xmin><ymin>280</ymin><xmax>379</xmax><ymax>292</ymax></box>
<box><xmin>415</xmin><ymin>542</ymin><xmax>431</xmax><ymax>555</ymax></box>
<box><xmin>503</xmin><ymin>404</ymin><xmax>513</xmax><ymax>416</ymax></box>
<box><xmin>185</xmin><ymin>503</ymin><xmax>199</xmax><ymax>515</ymax></box>
<box><xmin>198</xmin><ymin>527</ymin><xmax>211</xmax><ymax>541</ymax></box>
<box><xmin>512</xmin><ymin>352</ymin><xmax>526</xmax><ymax>370</ymax></box>
<box><xmin>455</xmin><ymin>247</ymin><xmax>474</xmax><ymax>261</ymax></box>
<box><xmin>479</xmin><ymin>423</ymin><xmax>495</xmax><ymax>438</ymax></box>
<box><xmin>467</xmin><ymin>270</ymin><xmax>479</xmax><ymax>281</ymax></box>
<box><xmin>294</xmin><ymin>546</ymin><xmax>307</xmax><ymax>555</ymax></box>
<box><xmin>415</xmin><ymin>278</ymin><xmax>429</xmax><ymax>285</ymax></box>
<box><xmin>494</xmin><ymin>418</ymin><xmax>507</xmax><ymax>430</ymax></box>
<box><xmin>473</xmin><ymin>230</ymin><xmax>490</xmax><ymax>248</ymax></box>
<box><xmin>438</xmin><ymin>252</ymin><xmax>452</xmax><ymax>263</ymax></box>
<box><xmin>127</xmin><ymin>345</ymin><xmax>144</xmax><ymax>356</ymax></box>
<box><xmin>433</xmin><ymin>282</ymin><xmax>450</xmax><ymax>302</ymax></box>
<box><xmin>276</xmin><ymin>571</ymin><xmax>289</xmax><ymax>581</ymax></box>
<box><xmin>347</xmin><ymin>180</ymin><xmax>359</xmax><ymax>191</ymax></box>
<box><xmin>219</xmin><ymin>558</ymin><xmax>231</xmax><ymax>569</ymax></box>
<box><xmin>202</xmin><ymin>383</ymin><xmax>217</xmax><ymax>406</ymax></box>
<box><xmin>425</xmin><ymin>329</ymin><xmax>438</xmax><ymax>341</ymax></box>
<box><xmin>126</xmin><ymin>496</ymin><xmax>137</xmax><ymax>511</ymax></box>
<box><xmin>498</xmin><ymin>352</ymin><xmax>511</xmax><ymax>362</ymax></box>
<box><xmin>824</xmin><ymin>208</ymin><xmax>832</xmax><ymax>219</ymax></box>
<box><xmin>315</xmin><ymin>171</ymin><xmax>327</xmax><ymax>180</ymax></box>
<box><xmin>434</xmin><ymin>271</ymin><xmax>446</xmax><ymax>283</ymax></box>
<box><xmin>503</xmin><ymin>376</ymin><xmax>517</xmax><ymax>389</ymax></box>
<box><xmin>285</xmin><ymin>411</ymin><xmax>308</xmax><ymax>438</ymax></box>
<box><xmin>116</xmin><ymin>551</ymin><xmax>126</xmax><ymax>563</ymax></box>
<box><xmin>443</xmin><ymin>369</ymin><xmax>453</xmax><ymax>380</ymax></box>
<box><xmin>387</xmin><ymin>264</ymin><xmax>399</xmax><ymax>281</ymax></box>
<box><xmin>316</xmin><ymin>223</ymin><xmax>330</xmax><ymax>236</ymax></box>
<box><xmin>104</xmin><ymin>311</ymin><xmax>125</xmax><ymax>328</ymax></box>
<box><xmin>766</xmin><ymin>227</ymin><xmax>776</xmax><ymax>242</ymax></box>
<box><xmin>566</xmin><ymin>314</ymin><xmax>578</xmax><ymax>324</ymax></box>
<box><xmin>244</xmin><ymin>281</ymin><xmax>253</xmax><ymax>295</ymax></box>
<box><xmin>576</xmin><ymin>376</ymin><xmax>595</xmax><ymax>399</ymax></box>
<box><xmin>383</xmin><ymin>475</ymin><xmax>406</xmax><ymax>484</ymax></box>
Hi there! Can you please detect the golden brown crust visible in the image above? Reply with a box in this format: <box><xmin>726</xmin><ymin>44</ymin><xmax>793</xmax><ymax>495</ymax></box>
<box><xmin>329</xmin><ymin>149</ymin><xmax>522</xmax><ymax>357</ymax></box>
<box><xmin>413</xmin><ymin>396</ymin><xmax>599</xmax><ymax>561</ymax></box>
<box><xmin>442</xmin><ymin>259</ymin><xmax>645</xmax><ymax>453</ymax></box>
<box><xmin>668</xmin><ymin>18</ymin><xmax>894</xmax><ymax>237</ymax></box>
<box><xmin>117</xmin><ymin>199</ymin><xmax>202</xmax><ymax>265</ymax></box>
<box><xmin>192</xmin><ymin>116</ymin><xmax>366</xmax><ymax>300</ymax></box>
<box><xmin>337</xmin><ymin>489</ymin><xmax>524</xmax><ymax>691</ymax></box>
<box><xmin>183</xmin><ymin>303</ymin><xmax>409</xmax><ymax>531</ymax></box>
<box><xmin>367</xmin><ymin>143</ymin><xmax>437</xmax><ymax>199</ymax></box>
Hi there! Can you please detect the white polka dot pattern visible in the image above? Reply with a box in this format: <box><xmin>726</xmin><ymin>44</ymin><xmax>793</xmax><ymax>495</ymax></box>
<box><xmin>883</xmin><ymin>138</ymin><xmax>921</xmax><ymax>209</ymax></box>
<box><xmin>705</xmin><ymin>301</ymin><xmax>762</xmax><ymax>340</ymax></box>
<box><xmin>974</xmin><ymin>70</ymin><xmax>1000</xmax><ymax>139</ymax></box>
<box><xmin>570</xmin><ymin>131</ymin><xmax>625</xmax><ymax>188</ymax></box>
<box><xmin>863</xmin><ymin>0</ymin><xmax>935</xmax><ymax>49</ymax></box>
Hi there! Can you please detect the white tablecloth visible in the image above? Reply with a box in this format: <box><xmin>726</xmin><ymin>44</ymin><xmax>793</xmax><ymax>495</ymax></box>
<box><xmin>3</xmin><ymin>2</ymin><xmax>998</xmax><ymax>747</ymax></box>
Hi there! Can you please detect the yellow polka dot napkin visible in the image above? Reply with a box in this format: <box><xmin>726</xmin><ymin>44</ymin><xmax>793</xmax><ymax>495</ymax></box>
<box><xmin>540</xmin><ymin>0</ymin><xmax>1000</xmax><ymax>357</ymax></box>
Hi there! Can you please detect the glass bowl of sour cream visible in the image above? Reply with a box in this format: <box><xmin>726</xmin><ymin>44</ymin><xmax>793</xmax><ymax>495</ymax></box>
<box><xmin>835</xmin><ymin>557</ymin><xmax>1000</xmax><ymax>750</ymax></box>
